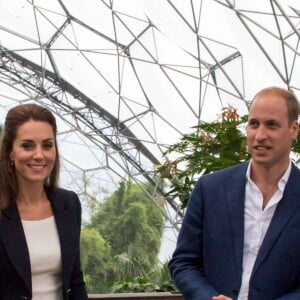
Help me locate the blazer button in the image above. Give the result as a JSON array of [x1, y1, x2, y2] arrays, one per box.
[[21, 297, 28, 300], [232, 289, 239, 295]]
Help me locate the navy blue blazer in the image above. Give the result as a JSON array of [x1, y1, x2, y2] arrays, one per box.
[[169, 161, 300, 300], [0, 188, 88, 300]]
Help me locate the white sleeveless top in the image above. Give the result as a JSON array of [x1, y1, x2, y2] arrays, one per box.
[[22, 216, 63, 300]]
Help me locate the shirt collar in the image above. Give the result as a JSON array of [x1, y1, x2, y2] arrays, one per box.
[[246, 159, 292, 192]]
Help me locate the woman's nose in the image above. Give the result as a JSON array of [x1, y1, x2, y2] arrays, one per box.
[[33, 147, 43, 159]]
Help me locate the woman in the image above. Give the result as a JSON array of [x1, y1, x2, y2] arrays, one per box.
[[0, 103, 88, 299]]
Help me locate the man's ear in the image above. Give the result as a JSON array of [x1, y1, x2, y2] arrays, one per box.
[[291, 121, 299, 140]]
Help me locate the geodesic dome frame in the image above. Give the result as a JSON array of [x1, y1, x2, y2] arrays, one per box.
[[0, 0, 300, 236]]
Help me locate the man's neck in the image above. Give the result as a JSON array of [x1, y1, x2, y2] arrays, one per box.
[[250, 160, 290, 186]]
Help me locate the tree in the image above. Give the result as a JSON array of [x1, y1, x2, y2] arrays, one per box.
[[158, 107, 249, 208], [80, 228, 114, 292], [84, 181, 164, 290]]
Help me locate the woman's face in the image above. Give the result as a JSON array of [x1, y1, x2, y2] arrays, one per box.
[[9, 120, 57, 188]]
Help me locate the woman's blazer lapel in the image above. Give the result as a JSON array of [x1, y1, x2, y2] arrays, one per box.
[[48, 189, 81, 289], [0, 203, 32, 293]]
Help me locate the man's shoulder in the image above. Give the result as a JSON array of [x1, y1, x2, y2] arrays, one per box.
[[203, 161, 248, 180]]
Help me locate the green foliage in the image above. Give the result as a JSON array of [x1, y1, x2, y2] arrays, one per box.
[[108, 276, 176, 293], [107, 260, 177, 294], [90, 182, 164, 272], [154, 261, 173, 285], [80, 228, 113, 292], [158, 108, 249, 208], [81, 181, 165, 293], [158, 106, 300, 209], [109, 277, 157, 293], [292, 134, 300, 164], [80, 173, 108, 219], [113, 244, 148, 279]]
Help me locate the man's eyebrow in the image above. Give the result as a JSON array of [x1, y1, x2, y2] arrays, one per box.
[[266, 119, 280, 123]]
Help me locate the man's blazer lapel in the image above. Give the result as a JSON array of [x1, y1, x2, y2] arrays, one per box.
[[225, 162, 248, 273], [0, 204, 31, 292], [252, 164, 300, 276]]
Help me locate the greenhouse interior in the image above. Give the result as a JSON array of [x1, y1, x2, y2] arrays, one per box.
[[0, 0, 300, 297]]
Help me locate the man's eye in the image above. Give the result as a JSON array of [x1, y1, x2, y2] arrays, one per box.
[[268, 122, 278, 128], [248, 121, 258, 127]]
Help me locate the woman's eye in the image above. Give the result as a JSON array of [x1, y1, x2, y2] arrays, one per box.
[[43, 142, 54, 149], [21, 143, 33, 149]]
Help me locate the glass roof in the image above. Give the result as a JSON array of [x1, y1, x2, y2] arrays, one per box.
[[0, 1, 299, 247]]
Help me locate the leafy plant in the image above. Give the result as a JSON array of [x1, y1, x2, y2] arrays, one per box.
[[82, 181, 165, 293], [108, 276, 177, 293], [158, 106, 300, 209], [157, 107, 249, 209]]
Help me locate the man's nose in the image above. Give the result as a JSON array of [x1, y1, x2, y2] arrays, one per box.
[[255, 126, 267, 140]]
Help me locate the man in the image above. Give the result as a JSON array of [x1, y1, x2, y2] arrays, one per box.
[[169, 87, 300, 300]]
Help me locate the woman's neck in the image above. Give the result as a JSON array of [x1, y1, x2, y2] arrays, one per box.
[[17, 186, 53, 220], [17, 185, 46, 206]]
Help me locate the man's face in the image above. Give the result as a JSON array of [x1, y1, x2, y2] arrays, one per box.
[[246, 92, 299, 169]]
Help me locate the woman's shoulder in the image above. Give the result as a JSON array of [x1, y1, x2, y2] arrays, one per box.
[[47, 188, 81, 209], [53, 187, 78, 198]]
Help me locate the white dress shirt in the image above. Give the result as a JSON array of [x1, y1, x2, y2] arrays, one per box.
[[238, 160, 291, 300]]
